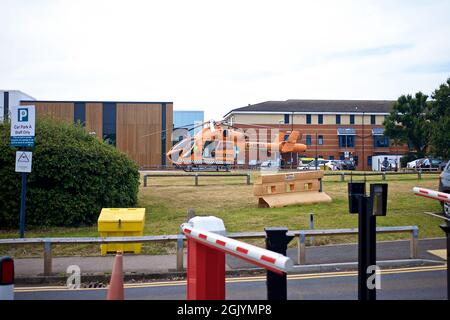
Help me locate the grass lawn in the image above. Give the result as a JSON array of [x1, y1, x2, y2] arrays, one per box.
[[0, 172, 443, 258]]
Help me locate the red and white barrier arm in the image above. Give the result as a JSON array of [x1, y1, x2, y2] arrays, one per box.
[[181, 223, 294, 274], [413, 187, 450, 203]]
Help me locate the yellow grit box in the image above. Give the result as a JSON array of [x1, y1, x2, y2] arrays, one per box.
[[97, 208, 146, 255]]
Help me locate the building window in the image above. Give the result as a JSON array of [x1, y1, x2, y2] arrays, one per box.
[[318, 135, 323, 145], [340, 154, 345, 160], [74, 102, 86, 126], [306, 114, 311, 124], [339, 135, 355, 148], [103, 102, 117, 147], [350, 115, 355, 124], [374, 135, 390, 148], [336, 115, 341, 124], [371, 115, 376, 125], [329, 155, 335, 160], [318, 114, 323, 124], [284, 114, 290, 124], [368, 156, 373, 167], [306, 135, 312, 146], [353, 155, 359, 166], [3, 91, 9, 121]]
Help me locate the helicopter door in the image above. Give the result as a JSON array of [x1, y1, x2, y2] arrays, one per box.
[[203, 140, 218, 158]]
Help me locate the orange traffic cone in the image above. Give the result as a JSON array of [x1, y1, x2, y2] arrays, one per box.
[[107, 251, 124, 300]]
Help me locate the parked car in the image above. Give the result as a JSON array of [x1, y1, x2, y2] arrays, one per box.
[[326, 160, 342, 171], [407, 158, 425, 169], [380, 158, 398, 172], [341, 159, 356, 170], [298, 159, 335, 171], [297, 157, 324, 170], [418, 158, 442, 170], [333, 160, 344, 170], [439, 160, 448, 172], [439, 161, 450, 217], [261, 159, 280, 168]]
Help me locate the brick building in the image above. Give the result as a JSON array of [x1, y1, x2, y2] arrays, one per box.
[[223, 100, 408, 170]]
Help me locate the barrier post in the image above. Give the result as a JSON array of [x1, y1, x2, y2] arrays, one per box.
[[185, 217, 226, 300], [265, 227, 294, 300], [309, 213, 315, 245], [0, 256, 14, 300], [297, 232, 306, 265], [182, 217, 294, 300], [246, 174, 251, 185], [410, 227, 419, 259], [176, 234, 184, 271], [439, 223, 450, 300], [43, 241, 52, 276]]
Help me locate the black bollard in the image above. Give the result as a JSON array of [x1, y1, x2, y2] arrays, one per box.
[[265, 227, 294, 300], [358, 195, 377, 301]]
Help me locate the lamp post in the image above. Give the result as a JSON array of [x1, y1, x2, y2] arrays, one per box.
[[291, 112, 294, 169], [315, 132, 318, 170], [362, 111, 365, 173]]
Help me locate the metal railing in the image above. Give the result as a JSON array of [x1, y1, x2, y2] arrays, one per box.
[[143, 173, 251, 187], [324, 171, 440, 182], [0, 226, 418, 276]]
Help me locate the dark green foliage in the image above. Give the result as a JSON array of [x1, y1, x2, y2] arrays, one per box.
[[0, 118, 140, 229], [383, 92, 432, 157], [430, 78, 450, 159]]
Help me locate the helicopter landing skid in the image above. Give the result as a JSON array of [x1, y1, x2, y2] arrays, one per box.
[[182, 165, 231, 172]]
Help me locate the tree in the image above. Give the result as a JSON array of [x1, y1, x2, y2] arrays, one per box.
[[429, 78, 450, 159], [383, 92, 432, 157]]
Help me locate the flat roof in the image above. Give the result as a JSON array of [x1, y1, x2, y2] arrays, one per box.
[[21, 100, 173, 104]]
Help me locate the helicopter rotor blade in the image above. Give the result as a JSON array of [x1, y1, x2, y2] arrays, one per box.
[[141, 121, 208, 139]]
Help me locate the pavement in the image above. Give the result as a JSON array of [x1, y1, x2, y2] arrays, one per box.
[[14, 266, 448, 300], [12, 238, 447, 281]]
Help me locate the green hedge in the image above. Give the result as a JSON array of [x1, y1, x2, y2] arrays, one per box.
[[0, 118, 140, 229]]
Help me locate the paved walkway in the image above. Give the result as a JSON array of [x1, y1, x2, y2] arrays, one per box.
[[13, 238, 446, 277]]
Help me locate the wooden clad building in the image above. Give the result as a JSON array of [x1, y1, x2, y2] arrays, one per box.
[[20, 100, 173, 168]]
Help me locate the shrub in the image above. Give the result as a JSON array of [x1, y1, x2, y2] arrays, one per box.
[[0, 118, 140, 229]]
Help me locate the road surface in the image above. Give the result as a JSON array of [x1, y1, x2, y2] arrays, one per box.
[[14, 265, 447, 300]]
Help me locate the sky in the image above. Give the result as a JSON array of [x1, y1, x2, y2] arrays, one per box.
[[1, 0, 450, 120]]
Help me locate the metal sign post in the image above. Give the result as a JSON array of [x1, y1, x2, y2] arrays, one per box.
[[19, 172, 27, 238], [15, 151, 32, 238], [349, 182, 388, 301], [10, 105, 35, 239]]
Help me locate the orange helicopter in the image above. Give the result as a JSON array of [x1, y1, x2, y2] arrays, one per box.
[[167, 120, 307, 171]]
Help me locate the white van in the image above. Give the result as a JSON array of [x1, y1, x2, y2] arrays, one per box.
[[372, 155, 403, 171]]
